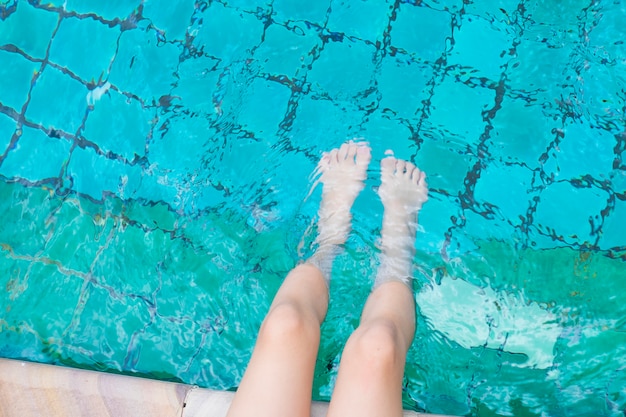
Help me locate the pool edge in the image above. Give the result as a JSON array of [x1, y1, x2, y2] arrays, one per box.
[[0, 358, 453, 416]]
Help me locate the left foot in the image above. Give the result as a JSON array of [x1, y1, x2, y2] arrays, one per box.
[[314, 141, 371, 246]]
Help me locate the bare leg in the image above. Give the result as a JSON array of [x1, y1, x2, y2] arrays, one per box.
[[327, 155, 428, 417], [226, 141, 371, 417]]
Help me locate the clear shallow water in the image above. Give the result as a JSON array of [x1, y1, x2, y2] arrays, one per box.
[[0, 0, 625, 415]]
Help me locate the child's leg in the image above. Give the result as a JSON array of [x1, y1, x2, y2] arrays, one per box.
[[327, 156, 428, 417], [226, 141, 371, 417]]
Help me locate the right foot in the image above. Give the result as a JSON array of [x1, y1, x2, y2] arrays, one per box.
[[376, 154, 428, 285]]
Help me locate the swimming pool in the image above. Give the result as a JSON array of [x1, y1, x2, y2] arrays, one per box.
[[0, 0, 625, 415]]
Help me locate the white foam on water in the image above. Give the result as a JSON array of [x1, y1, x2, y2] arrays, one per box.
[[416, 276, 560, 369]]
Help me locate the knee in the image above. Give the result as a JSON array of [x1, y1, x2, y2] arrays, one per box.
[[258, 302, 318, 343], [345, 320, 404, 371]]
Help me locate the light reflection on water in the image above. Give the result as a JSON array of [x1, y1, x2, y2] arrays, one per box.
[[0, 0, 625, 415]]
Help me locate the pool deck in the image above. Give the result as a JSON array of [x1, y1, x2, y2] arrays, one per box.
[[0, 358, 451, 417]]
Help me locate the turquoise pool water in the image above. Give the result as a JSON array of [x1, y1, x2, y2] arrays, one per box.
[[1, 0, 625, 415]]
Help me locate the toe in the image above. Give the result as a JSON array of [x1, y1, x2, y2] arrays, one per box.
[[338, 142, 350, 160], [355, 144, 371, 166], [346, 142, 358, 162], [395, 159, 408, 175]]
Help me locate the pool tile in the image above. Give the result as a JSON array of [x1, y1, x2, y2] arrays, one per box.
[[0, 182, 52, 256], [533, 182, 607, 245], [148, 113, 213, 175], [420, 0, 463, 12], [0, 126, 71, 182], [415, 136, 477, 196], [63, 284, 153, 370], [427, 78, 492, 142], [489, 96, 556, 168], [66, 146, 143, 200], [378, 56, 432, 120], [89, 226, 166, 296], [193, 2, 264, 62], [473, 162, 535, 221], [448, 16, 512, 81], [252, 22, 321, 78], [390, 3, 451, 63], [47, 0, 138, 22], [0, 111, 17, 152], [0, 50, 39, 112], [288, 95, 363, 151], [237, 78, 291, 138], [326, 0, 392, 42], [48, 15, 120, 83], [600, 198, 626, 250], [463, 0, 520, 19], [556, 122, 615, 180], [26, 65, 88, 133], [174, 56, 221, 110], [0, 2, 58, 58], [143, 0, 195, 41], [109, 25, 180, 103], [41, 200, 114, 274], [83, 90, 150, 161], [272, 0, 330, 24], [3, 261, 82, 339], [587, 1, 626, 65], [360, 112, 415, 151], [130, 315, 201, 378], [307, 39, 377, 99]]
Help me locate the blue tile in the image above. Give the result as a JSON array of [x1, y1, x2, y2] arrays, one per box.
[[307, 39, 376, 99], [83, 89, 151, 161], [66, 146, 142, 200], [489, 96, 555, 168], [143, 0, 195, 41], [557, 122, 615, 180], [378, 56, 432, 120], [390, 4, 451, 63], [534, 182, 607, 245], [193, 2, 264, 62], [26, 65, 88, 133], [252, 22, 321, 78], [0, 112, 16, 153], [600, 198, 626, 250], [173, 56, 221, 111], [237, 78, 291, 138], [0, 2, 58, 58], [473, 162, 535, 221], [272, 0, 330, 24], [326, 0, 392, 42], [148, 114, 213, 176], [428, 78, 492, 142], [0, 50, 38, 111], [222, 0, 272, 10], [109, 25, 181, 103], [58, 0, 139, 21], [0, 126, 71, 182], [415, 135, 477, 196], [48, 16, 119, 82], [448, 16, 513, 81]]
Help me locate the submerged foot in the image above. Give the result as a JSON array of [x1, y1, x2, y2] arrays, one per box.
[[306, 141, 371, 281], [376, 153, 428, 287]]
